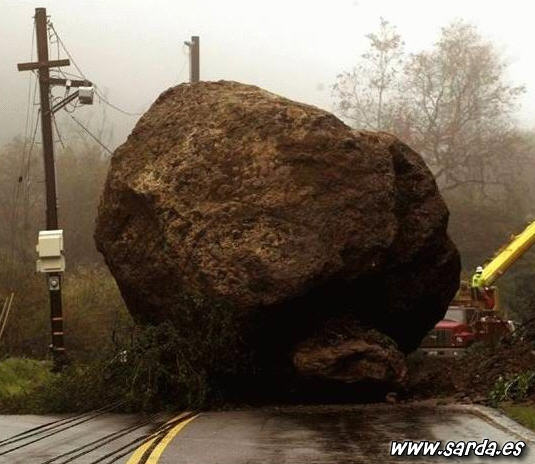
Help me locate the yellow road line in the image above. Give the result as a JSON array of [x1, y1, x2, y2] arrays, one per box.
[[126, 412, 196, 464], [145, 414, 198, 463], [126, 435, 159, 464]]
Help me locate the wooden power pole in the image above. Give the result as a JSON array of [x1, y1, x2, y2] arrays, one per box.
[[185, 36, 200, 82], [17, 7, 72, 369]]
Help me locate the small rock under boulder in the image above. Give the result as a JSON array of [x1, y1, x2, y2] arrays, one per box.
[[95, 80, 460, 392], [293, 319, 408, 389]]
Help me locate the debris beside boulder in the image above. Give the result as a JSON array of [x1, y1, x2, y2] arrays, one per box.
[[95, 80, 460, 393]]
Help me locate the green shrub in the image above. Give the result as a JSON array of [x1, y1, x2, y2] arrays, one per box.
[[0, 358, 53, 397], [489, 371, 535, 406], [0, 304, 253, 413]]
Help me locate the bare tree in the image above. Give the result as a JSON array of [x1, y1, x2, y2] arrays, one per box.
[[397, 21, 525, 194], [333, 18, 403, 130], [334, 19, 526, 200]]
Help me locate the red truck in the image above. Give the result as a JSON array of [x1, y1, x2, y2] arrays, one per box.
[[419, 218, 535, 356], [420, 304, 510, 356]]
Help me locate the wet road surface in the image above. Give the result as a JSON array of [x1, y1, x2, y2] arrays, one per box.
[[159, 405, 535, 463], [1, 404, 534, 463], [0, 413, 157, 463]]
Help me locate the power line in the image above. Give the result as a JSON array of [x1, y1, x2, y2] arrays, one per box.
[[52, 112, 66, 149], [22, 25, 36, 150], [94, 89, 142, 116], [66, 112, 114, 155], [51, 69, 85, 81], [0, 401, 127, 455], [23, 109, 40, 185], [47, 22, 87, 80], [21, 108, 40, 238], [48, 23, 143, 117], [86, 412, 198, 464], [0, 293, 15, 344], [0, 401, 125, 447], [39, 413, 160, 464], [177, 44, 189, 82], [7, 19, 37, 289]]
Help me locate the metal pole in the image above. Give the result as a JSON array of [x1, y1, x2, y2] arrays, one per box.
[[35, 7, 65, 369], [190, 36, 200, 83]]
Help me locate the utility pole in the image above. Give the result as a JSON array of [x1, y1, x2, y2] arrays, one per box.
[[17, 8, 92, 370], [184, 36, 200, 82]]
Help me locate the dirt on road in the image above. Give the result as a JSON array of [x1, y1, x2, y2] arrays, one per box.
[[407, 337, 535, 402]]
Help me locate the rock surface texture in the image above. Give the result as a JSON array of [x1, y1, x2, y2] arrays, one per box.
[[293, 320, 408, 389], [95, 81, 460, 389]]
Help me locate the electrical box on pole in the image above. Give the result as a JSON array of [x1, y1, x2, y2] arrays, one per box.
[[36, 230, 65, 273], [78, 86, 94, 105]]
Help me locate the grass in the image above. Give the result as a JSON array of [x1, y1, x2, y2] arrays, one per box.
[[0, 306, 252, 414], [0, 357, 126, 414], [0, 358, 54, 398], [501, 402, 535, 431], [0, 264, 257, 414], [0, 264, 134, 361]]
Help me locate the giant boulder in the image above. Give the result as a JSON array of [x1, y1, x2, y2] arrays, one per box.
[[95, 81, 460, 387]]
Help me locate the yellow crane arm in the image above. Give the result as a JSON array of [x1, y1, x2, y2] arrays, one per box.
[[474, 220, 535, 288]]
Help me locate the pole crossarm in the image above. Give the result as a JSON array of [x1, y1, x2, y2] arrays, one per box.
[[17, 58, 70, 72], [46, 77, 92, 87]]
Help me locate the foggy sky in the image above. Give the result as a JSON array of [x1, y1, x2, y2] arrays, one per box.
[[2, 0, 535, 148]]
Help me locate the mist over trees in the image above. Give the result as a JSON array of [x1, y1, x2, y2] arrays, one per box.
[[333, 19, 535, 320], [2, 17, 535, 362], [0, 135, 131, 359]]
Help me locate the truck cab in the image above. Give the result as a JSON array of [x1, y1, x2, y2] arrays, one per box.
[[420, 305, 511, 356], [421, 219, 535, 356], [420, 306, 476, 356]]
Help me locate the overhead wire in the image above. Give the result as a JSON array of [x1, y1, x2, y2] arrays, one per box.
[[94, 90, 142, 117], [0, 293, 15, 343], [39, 413, 161, 464], [0, 401, 127, 456], [48, 22, 142, 117], [0, 400, 126, 448], [52, 112, 66, 149], [22, 76, 40, 234], [0, 294, 13, 343], [66, 112, 113, 155], [86, 412, 198, 464], [177, 43, 189, 82], [7, 17, 36, 290], [22, 107, 40, 188]]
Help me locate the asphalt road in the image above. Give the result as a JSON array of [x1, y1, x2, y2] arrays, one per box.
[[1, 404, 534, 463], [0, 413, 157, 464]]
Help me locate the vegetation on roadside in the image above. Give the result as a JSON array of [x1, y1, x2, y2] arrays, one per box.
[[0, 308, 252, 414], [489, 371, 535, 406], [0, 358, 53, 399], [0, 264, 133, 361], [487, 370, 535, 431], [500, 403, 535, 431], [3, 18, 535, 414], [489, 369, 535, 430]]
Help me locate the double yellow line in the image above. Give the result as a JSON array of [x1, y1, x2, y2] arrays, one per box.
[[127, 412, 199, 464]]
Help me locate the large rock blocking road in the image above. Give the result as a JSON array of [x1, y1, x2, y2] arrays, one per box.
[[95, 81, 460, 390]]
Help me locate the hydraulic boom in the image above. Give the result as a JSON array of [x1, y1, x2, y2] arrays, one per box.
[[472, 220, 535, 289]]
